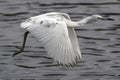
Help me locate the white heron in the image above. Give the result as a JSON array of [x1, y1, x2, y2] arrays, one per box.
[[13, 12, 113, 67]]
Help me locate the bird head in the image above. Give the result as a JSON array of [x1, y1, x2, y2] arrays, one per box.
[[92, 14, 104, 20], [92, 14, 114, 21]]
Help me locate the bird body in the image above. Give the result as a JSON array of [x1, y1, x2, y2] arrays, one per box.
[[13, 12, 110, 67], [21, 12, 82, 66]]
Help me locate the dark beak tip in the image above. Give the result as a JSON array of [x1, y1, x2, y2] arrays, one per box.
[[107, 18, 114, 21], [101, 18, 114, 21]]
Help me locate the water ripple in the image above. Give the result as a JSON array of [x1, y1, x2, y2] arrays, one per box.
[[78, 36, 109, 40], [44, 73, 66, 76], [15, 64, 40, 68], [38, 2, 120, 6], [0, 12, 29, 16], [0, 0, 120, 80]]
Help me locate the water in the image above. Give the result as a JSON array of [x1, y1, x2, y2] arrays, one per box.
[[0, 0, 120, 80]]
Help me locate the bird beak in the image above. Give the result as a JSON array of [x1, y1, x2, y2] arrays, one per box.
[[99, 17, 114, 21], [104, 18, 114, 21]]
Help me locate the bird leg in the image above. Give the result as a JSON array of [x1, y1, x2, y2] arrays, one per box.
[[12, 31, 29, 57]]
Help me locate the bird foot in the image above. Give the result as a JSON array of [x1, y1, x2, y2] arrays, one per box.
[[13, 47, 24, 57]]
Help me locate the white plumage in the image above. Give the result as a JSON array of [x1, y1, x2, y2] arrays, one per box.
[[15, 12, 107, 66], [21, 12, 82, 66]]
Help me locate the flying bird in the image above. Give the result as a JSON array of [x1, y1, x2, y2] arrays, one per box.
[[13, 12, 113, 67]]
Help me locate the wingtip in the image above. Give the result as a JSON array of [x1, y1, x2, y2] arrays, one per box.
[[56, 60, 77, 67]]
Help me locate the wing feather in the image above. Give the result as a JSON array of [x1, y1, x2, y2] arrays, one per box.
[[21, 13, 82, 66], [21, 18, 78, 66], [68, 28, 82, 60]]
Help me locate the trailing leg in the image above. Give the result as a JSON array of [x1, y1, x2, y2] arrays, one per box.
[[12, 31, 29, 57]]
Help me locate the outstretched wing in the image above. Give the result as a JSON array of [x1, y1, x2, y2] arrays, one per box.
[[68, 28, 82, 60], [21, 18, 77, 66]]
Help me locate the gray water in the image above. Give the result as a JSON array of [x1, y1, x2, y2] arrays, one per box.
[[0, 0, 120, 80]]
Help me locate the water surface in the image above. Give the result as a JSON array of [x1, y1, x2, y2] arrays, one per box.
[[0, 0, 120, 80]]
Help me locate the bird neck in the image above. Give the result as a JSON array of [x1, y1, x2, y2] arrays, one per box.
[[65, 15, 96, 27]]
